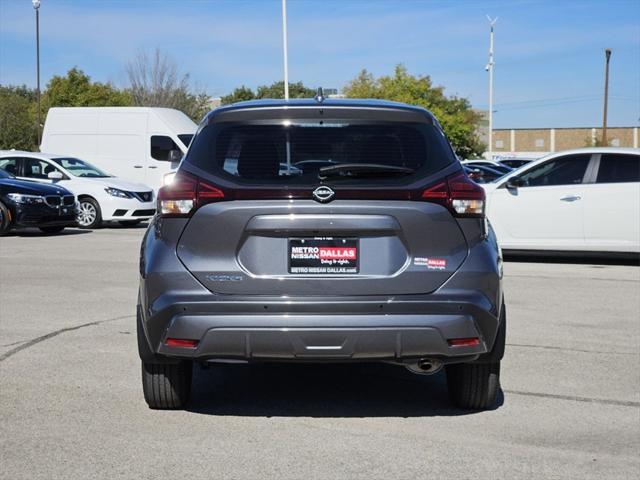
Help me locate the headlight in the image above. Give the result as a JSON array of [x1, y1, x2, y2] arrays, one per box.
[[7, 193, 45, 204], [104, 187, 131, 198], [163, 172, 176, 186]]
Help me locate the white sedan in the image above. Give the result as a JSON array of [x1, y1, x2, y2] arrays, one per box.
[[0, 151, 156, 228], [482, 147, 640, 255]]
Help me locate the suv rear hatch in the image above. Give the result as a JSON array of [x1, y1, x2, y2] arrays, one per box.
[[165, 103, 482, 296]]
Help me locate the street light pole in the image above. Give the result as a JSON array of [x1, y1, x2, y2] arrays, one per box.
[[33, 0, 42, 146], [281, 0, 289, 100], [486, 16, 497, 160], [602, 48, 612, 145]]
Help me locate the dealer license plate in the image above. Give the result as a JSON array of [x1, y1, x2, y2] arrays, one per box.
[[288, 237, 359, 274]]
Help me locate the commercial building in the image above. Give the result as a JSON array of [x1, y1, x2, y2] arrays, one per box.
[[490, 126, 639, 157]]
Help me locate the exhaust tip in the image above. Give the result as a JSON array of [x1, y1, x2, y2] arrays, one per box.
[[405, 358, 443, 375]]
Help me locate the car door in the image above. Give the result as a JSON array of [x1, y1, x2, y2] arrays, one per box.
[[487, 153, 592, 250], [582, 152, 640, 252]]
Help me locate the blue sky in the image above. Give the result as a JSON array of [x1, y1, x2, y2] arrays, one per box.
[[0, 0, 638, 128]]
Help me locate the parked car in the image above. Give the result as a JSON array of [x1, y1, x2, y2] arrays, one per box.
[[41, 107, 196, 189], [461, 159, 513, 175], [496, 157, 535, 169], [0, 168, 77, 235], [138, 98, 506, 410], [0, 151, 156, 228], [463, 165, 485, 183], [483, 148, 640, 254], [464, 164, 507, 183]]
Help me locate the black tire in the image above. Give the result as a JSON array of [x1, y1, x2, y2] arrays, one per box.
[[118, 220, 142, 226], [0, 201, 11, 236], [77, 197, 102, 229], [39, 226, 65, 234], [446, 361, 500, 410], [141, 360, 193, 409]]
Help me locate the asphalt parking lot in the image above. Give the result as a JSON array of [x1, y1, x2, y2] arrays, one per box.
[[1, 226, 638, 479]]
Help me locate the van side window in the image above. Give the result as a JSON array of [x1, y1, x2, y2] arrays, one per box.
[[151, 136, 180, 161]]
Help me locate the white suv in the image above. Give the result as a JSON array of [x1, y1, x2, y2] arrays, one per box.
[[0, 151, 156, 228]]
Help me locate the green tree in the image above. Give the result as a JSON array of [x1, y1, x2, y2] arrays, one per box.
[[0, 86, 38, 150], [344, 65, 485, 158], [221, 86, 256, 105], [256, 81, 315, 100], [221, 81, 315, 105], [44, 67, 132, 109]]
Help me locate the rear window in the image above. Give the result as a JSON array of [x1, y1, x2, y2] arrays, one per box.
[[596, 154, 640, 183], [186, 120, 456, 185]]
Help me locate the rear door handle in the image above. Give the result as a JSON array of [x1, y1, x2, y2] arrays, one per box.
[[148, 166, 157, 169], [134, 165, 143, 169], [560, 195, 581, 202]]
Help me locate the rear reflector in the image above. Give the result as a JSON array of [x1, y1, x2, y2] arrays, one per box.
[[165, 338, 199, 348], [448, 337, 481, 347], [422, 171, 485, 217]]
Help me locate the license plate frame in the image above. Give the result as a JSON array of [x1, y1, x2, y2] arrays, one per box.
[[288, 237, 359, 274]]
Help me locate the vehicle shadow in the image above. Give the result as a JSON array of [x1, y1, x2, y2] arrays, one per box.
[[187, 363, 504, 418], [504, 253, 639, 267], [103, 221, 150, 229], [6, 228, 92, 237]]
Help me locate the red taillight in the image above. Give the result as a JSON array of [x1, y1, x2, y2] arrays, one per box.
[[165, 338, 199, 348], [421, 171, 485, 217], [448, 337, 481, 347], [157, 171, 224, 217]]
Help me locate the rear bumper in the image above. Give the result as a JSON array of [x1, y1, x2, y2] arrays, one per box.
[[138, 294, 501, 363]]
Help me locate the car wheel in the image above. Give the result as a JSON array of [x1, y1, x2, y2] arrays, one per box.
[[0, 202, 12, 236], [141, 360, 193, 409], [446, 361, 500, 410], [118, 220, 142, 226], [77, 197, 102, 229], [39, 226, 65, 234]]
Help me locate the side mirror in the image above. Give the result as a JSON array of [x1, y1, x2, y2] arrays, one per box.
[[48, 171, 64, 181], [167, 150, 183, 163], [506, 177, 524, 189]]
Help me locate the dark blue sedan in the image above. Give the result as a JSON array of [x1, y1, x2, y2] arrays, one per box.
[[0, 168, 78, 235]]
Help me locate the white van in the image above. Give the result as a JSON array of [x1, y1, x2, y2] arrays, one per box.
[[41, 107, 198, 189]]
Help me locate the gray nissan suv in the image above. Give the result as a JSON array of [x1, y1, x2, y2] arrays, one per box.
[[137, 98, 506, 410]]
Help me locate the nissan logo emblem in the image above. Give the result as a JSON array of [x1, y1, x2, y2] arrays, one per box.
[[312, 186, 335, 203]]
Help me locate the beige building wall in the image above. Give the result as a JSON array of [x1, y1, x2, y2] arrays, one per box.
[[491, 127, 638, 153], [492, 130, 511, 152], [514, 129, 551, 152]]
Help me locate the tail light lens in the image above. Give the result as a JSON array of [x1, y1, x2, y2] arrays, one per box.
[[422, 171, 485, 217], [157, 171, 224, 217]]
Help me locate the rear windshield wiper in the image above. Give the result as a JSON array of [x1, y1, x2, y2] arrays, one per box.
[[319, 163, 414, 180]]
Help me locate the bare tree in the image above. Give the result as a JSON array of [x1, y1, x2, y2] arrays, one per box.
[[125, 48, 210, 121]]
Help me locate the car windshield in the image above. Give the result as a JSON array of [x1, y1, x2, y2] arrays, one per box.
[[51, 157, 111, 178], [187, 120, 456, 186]]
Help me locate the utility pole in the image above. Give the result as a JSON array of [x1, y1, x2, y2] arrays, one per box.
[[281, 0, 289, 100], [486, 16, 497, 160], [602, 48, 612, 145], [33, 0, 42, 146]]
